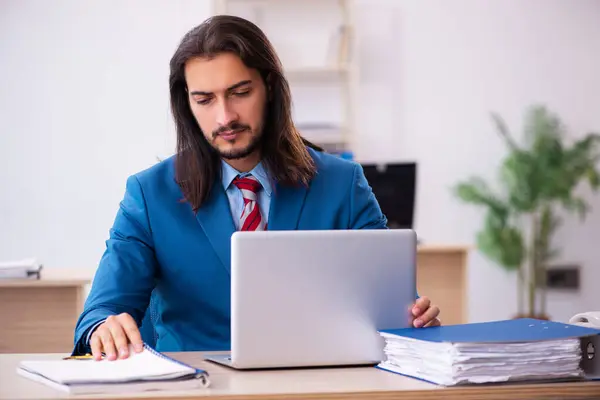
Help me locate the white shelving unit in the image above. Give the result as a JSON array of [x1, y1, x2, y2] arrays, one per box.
[[212, 0, 356, 154]]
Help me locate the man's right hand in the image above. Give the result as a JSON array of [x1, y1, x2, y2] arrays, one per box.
[[90, 313, 144, 361]]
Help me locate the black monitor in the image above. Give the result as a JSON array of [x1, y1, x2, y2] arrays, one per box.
[[360, 162, 417, 229]]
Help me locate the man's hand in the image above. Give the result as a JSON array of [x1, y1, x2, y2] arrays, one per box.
[[410, 296, 441, 328], [90, 313, 144, 361]]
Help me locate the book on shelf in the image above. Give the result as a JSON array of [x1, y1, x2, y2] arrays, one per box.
[[0, 258, 42, 279], [16, 343, 210, 394], [377, 318, 600, 386]]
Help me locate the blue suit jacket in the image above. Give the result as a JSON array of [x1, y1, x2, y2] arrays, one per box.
[[73, 148, 389, 354]]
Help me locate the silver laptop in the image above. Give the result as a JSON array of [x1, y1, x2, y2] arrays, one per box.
[[205, 229, 417, 369]]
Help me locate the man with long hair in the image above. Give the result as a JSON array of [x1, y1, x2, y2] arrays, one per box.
[[73, 15, 441, 360]]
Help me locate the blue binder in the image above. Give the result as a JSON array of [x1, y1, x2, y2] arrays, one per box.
[[377, 318, 600, 385], [379, 318, 600, 343]]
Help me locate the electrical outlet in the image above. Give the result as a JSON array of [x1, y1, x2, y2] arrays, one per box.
[[544, 265, 580, 290]]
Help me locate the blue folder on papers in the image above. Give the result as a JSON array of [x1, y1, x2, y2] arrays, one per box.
[[380, 318, 600, 343], [376, 318, 600, 386]]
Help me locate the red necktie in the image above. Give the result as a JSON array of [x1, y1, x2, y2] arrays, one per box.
[[232, 175, 267, 231]]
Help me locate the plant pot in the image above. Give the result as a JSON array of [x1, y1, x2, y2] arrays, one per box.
[[513, 313, 551, 321]]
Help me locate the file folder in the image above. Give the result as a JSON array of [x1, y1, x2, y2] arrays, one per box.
[[376, 318, 600, 386]]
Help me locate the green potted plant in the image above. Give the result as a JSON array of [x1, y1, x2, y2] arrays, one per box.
[[453, 105, 600, 319]]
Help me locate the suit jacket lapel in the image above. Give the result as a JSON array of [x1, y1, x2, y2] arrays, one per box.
[[268, 182, 309, 230], [195, 183, 236, 275]]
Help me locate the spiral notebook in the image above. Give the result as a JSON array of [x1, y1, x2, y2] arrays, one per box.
[[16, 344, 210, 394]]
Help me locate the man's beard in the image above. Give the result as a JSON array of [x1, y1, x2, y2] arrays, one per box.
[[218, 134, 262, 160], [211, 122, 263, 160]]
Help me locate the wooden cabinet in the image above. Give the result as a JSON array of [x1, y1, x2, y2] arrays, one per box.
[[0, 268, 92, 353], [417, 245, 470, 325]]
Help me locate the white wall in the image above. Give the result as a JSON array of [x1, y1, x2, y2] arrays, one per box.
[[384, 0, 600, 323], [1, 0, 599, 323], [0, 0, 211, 267]]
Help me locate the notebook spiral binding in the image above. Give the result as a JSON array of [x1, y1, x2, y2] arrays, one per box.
[[142, 343, 210, 387]]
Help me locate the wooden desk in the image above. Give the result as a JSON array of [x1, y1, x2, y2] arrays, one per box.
[[0, 268, 93, 354], [2, 352, 599, 399], [417, 245, 469, 325]]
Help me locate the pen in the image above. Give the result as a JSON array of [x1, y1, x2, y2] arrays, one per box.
[[62, 354, 103, 360]]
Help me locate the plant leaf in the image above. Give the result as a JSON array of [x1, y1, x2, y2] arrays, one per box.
[[476, 208, 524, 270], [453, 177, 508, 217], [491, 112, 520, 151], [537, 205, 561, 264], [562, 197, 589, 221], [500, 150, 539, 212]]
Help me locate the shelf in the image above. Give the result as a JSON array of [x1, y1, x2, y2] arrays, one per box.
[[296, 124, 348, 145], [214, 0, 355, 152], [284, 65, 349, 80]]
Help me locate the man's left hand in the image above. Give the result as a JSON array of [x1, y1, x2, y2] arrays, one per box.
[[410, 296, 441, 328]]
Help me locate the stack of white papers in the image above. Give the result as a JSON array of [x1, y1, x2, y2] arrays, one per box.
[[17, 344, 210, 394], [376, 318, 600, 386], [379, 335, 582, 385], [0, 258, 42, 279]]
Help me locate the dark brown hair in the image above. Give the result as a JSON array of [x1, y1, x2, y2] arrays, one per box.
[[169, 15, 322, 212]]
